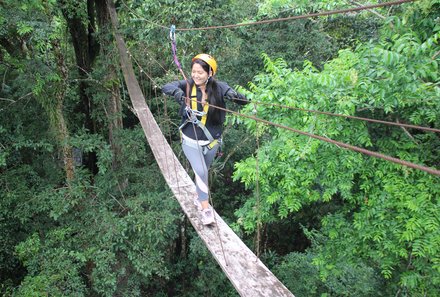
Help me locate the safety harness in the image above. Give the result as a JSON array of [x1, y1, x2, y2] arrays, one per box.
[[179, 85, 220, 153]]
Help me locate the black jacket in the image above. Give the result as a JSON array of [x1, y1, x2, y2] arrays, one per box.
[[162, 79, 247, 141]]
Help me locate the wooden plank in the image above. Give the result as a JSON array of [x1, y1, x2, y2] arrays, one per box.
[[107, 2, 294, 296]]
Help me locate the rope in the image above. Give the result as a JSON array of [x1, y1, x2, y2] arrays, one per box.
[[200, 101, 440, 177], [136, 45, 168, 73], [129, 52, 160, 87], [169, 25, 189, 82], [169, 25, 191, 105], [253, 103, 262, 259], [175, 0, 415, 31], [231, 97, 440, 133], [120, 0, 414, 34]]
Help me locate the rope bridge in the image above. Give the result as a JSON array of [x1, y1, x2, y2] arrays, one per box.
[[107, 1, 294, 296]]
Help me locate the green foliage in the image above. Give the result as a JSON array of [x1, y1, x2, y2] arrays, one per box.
[[179, 236, 238, 297], [233, 3, 440, 293], [0, 80, 62, 291], [15, 230, 87, 296], [274, 251, 321, 296], [220, 8, 338, 86], [120, 0, 260, 93], [274, 251, 381, 296], [324, 15, 381, 50], [255, 0, 346, 17], [234, 51, 369, 218], [6, 126, 181, 296], [3, 0, 439, 296]]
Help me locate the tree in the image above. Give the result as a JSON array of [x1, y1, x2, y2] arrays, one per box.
[[233, 1, 440, 294]]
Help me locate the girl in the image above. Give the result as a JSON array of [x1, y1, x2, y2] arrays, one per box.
[[162, 54, 247, 225]]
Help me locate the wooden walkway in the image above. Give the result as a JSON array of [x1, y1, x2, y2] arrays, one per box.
[[107, 2, 294, 296]]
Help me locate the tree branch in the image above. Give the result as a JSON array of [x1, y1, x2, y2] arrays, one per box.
[[0, 97, 16, 102], [348, 1, 386, 19], [397, 119, 418, 144]]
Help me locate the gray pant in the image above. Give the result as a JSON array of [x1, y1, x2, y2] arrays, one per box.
[[182, 139, 219, 202]]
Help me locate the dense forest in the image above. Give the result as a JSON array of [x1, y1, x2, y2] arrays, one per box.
[[1, 0, 439, 296]]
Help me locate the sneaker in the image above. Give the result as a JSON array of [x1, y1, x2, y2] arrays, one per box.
[[194, 198, 202, 211], [201, 207, 215, 225]]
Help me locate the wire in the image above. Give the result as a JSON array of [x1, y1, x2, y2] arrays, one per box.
[[175, 0, 415, 31], [205, 102, 440, 177], [230, 97, 440, 133], [253, 102, 262, 259], [119, 0, 414, 33], [135, 45, 169, 73], [128, 51, 160, 87]]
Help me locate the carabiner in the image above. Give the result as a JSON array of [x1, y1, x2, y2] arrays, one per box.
[[184, 106, 206, 123], [169, 25, 176, 41]]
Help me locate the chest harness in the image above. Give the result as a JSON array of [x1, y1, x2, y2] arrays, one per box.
[[179, 84, 220, 152]]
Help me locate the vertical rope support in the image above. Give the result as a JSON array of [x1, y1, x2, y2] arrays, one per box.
[[163, 92, 189, 258], [170, 25, 188, 82], [208, 183, 229, 266], [253, 103, 262, 259]]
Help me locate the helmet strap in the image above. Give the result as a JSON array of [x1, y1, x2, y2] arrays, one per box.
[[204, 67, 213, 85]]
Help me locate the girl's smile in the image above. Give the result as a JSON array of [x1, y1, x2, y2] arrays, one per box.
[[191, 63, 209, 86]]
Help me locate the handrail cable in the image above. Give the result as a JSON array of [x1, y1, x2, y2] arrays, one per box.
[[120, 0, 415, 32], [253, 102, 263, 259], [129, 52, 160, 87], [130, 44, 169, 73], [175, 0, 415, 31], [231, 97, 440, 133], [198, 99, 440, 177]]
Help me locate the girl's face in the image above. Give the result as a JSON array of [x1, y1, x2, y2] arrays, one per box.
[[191, 63, 209, 86]]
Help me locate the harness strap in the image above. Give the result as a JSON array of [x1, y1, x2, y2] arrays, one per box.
[[191, 84, 209, 125], [198, 123, 215, 142], [182, 135, 220, 156], [179, 85, 214, 142]]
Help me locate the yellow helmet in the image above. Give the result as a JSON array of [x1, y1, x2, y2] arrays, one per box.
[[192, 53, 218, 75]]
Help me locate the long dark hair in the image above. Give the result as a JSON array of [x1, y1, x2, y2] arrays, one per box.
[[191, 59, 224, 125]]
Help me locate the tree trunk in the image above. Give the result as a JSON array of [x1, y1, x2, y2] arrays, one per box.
[[95, 0, 123, 171], [52, 40, 75, 182], [106, 65, 124, 171], [60, 0, 100, 174]]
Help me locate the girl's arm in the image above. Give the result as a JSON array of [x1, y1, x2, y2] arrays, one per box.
[[162, 80, 188, 104], [220, 81, 249, 105]]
